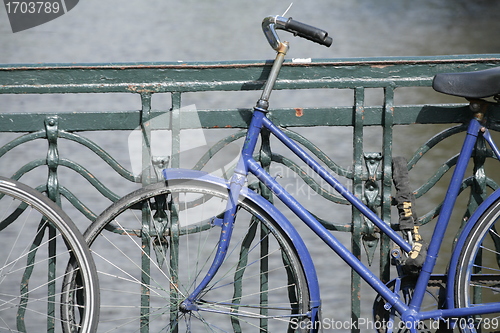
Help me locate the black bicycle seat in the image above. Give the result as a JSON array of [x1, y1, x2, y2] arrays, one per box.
[[432, 66, 500, 99]]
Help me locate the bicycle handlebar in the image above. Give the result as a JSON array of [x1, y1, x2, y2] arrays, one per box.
[[262, 16, 332, 51]]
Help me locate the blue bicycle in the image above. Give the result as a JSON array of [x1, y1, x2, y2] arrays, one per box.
[[78, 15, 500, 332]]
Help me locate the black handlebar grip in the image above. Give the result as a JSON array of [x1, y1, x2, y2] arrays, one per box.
[[285, 18, 332, 47]]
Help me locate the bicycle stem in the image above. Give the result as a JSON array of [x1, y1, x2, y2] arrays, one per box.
[[255, 41, 289, 112]]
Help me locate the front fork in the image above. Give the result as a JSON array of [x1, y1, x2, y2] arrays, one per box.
[[179, 169, 247, 312], [179, 110, 265, 311]]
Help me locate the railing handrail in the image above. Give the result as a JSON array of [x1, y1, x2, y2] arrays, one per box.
[[1, 54, 500, 94]]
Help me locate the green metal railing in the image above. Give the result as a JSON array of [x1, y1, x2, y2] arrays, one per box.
[[1, 54, 500, 332]]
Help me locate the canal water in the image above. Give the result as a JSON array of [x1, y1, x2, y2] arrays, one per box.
[[1, 0, 500, 331]]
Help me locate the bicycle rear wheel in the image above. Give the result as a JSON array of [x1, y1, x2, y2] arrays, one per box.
[[455, 197, 500, 333], [0, 176, 99, 332], [83, 179, 310, 332]]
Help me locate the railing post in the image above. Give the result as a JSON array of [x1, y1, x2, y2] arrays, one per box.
[[351, 87, 365, 333], [45, 116, 60, 203], [466, 135, 488, 221], [170, 92, 182, 169], [381, 86, 395, 284], [169, 92, 182, 333], [140, 92, 153, 185], [44, 115, 60, 332], [139, 92, 152, 333], [363, 152, 382, 266]]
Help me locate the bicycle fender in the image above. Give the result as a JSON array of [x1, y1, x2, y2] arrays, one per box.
[[446, 187, 500, 308], [162, 168, 322, 311]]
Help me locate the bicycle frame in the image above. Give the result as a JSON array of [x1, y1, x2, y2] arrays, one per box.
[[176, 37, 500, 331]]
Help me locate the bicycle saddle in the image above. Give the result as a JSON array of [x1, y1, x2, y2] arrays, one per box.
[[432, 66, 500, 99]]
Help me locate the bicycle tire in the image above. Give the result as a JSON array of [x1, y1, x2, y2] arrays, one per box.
[[82, 179, 310, 332], [0, 176, 99, 333], [455, 197, 500, 333]]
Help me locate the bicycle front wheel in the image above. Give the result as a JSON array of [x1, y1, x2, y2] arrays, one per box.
[[455, 197, 500, 333], [83, 179, 310, 332], [0, 177, 99, 333]]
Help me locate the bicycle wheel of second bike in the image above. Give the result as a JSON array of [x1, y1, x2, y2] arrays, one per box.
[[84, 179, 310, 332], [0, 177, 99, 333], [455, 197, 500, 333]]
